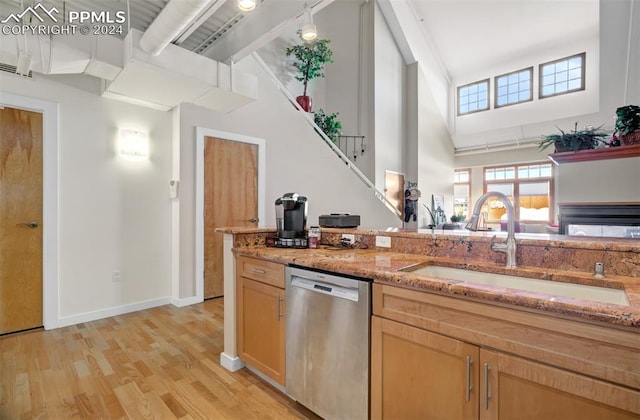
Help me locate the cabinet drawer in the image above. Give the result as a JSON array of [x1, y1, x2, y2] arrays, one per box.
[[237, 255, 285, 288]]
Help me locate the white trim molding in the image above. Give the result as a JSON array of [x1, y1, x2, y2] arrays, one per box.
[[56, 298, 172, 329], [220, 352, 245, 372], [172, 296, 202, 308], [0, 92, 59, 330]]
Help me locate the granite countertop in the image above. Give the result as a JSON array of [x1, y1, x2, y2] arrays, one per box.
[[233, 245, 640, 329], [219, 226, 640, 252]]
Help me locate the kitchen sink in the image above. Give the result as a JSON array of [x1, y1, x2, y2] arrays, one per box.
[[404, 265, 630, 306]]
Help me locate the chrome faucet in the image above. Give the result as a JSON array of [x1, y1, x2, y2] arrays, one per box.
[[466, 191, 517, 268]]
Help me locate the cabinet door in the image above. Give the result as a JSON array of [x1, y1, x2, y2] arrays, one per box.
[[480, 349, 640, 420], [237, 277, 286, 385], [371, 316, 479, 420]]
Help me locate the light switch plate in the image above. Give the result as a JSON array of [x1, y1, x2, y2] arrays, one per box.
[[376, 236, 391, 248]]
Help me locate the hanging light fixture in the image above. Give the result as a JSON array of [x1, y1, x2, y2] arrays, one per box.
[[300, 6, 317, 41], [237, 0, 256, 12]]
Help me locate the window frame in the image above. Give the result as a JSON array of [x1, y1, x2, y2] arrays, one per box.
[[483, 162, 555, 224], [457, 78, 490, 116], [494, 66, 533, 109], [539, 52, 586, 99], [453, 168, 471, 220]]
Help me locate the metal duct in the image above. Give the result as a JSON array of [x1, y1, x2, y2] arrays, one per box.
[[139, 0, 214, 56], [0, 34, 122, 80]]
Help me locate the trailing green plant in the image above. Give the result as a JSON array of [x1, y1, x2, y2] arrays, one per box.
[[614, 105, 640, 136], [313, 109, 343, 143], [285, 38, 333, 97], [538, 122, 609, 152]]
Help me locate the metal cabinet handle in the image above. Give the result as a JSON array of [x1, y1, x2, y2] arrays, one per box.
[[16, 221, 39, 228], [484, 362, 490, 411], [248, 217, 258, 223], [276, 295, 283, 320], [465, 356, 473, 402], [250, 268, 266, 274]]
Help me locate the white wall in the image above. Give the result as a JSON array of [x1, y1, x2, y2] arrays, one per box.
[[177, 55, 401, 297], [556, 157, 640, 204], [452, 35, 600, 143], [411, 64, 456, 226], [452, 0, 640, 217], [316, 0, 374, 181], [451, 0, 640, 150], [373, 1, 406, 190], [0, 72, 172, 320], [600, 0, 640, 111]]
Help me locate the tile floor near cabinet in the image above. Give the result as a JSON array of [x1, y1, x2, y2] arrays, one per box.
[[0, 298, 318, 419]]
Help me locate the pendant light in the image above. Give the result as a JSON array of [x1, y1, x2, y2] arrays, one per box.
[[300, 6, 317, 41], [237, 0, 256, 12]]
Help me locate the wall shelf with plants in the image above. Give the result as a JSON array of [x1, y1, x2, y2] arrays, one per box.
[[549, 143, 640, 164], [541, 109, 640, 164]]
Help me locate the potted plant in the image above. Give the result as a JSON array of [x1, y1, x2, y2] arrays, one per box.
[[614, 105, 640, 146], [285, 38, 333, 112], [538, 122, 609, 153], [450, 214, 464, 223], [313, 109, 343, 143]]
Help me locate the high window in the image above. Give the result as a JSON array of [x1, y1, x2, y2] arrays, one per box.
[[495, 67, 533, 108], [457, 79, 489, 116], [483, 163, 554, 224], [539, 52, 585, 98], [453, 169, 471, 220]]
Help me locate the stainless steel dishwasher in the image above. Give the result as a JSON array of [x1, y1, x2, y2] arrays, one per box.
[[285, 266, 371, 420]]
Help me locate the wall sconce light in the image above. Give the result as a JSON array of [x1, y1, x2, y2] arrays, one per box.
[[237, 0, 256, 12], [119, 129, 149, 160], [300, 6, 317, 41]]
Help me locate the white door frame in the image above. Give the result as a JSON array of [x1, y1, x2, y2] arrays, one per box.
[[194, 127, 266, 302], [0, 92, 59, 330]]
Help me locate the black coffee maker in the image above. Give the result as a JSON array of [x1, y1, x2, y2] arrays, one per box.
[[273, 193, 308, 247]]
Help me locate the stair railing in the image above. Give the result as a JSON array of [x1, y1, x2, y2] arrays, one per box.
[[252, 52, 401, 218]]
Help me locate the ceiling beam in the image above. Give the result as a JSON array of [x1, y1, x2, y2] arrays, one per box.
[[201, 0, 335, 64]]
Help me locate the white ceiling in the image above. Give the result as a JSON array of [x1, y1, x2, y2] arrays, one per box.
[[408, 0, 599, 81], [0, 0, 599, 81]]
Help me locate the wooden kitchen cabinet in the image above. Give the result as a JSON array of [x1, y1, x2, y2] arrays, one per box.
[[372, 283, 640, 419], [236, 256, 286, 385], [480, 349, 639, 420], [371, 315, 479, 420]]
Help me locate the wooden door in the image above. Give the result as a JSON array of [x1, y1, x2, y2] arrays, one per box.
[[0, 107, 43, 334], [204, 137, 258, 298], [236, 276, 285, 385], [479, 349, 640, 420], [371, 316, 479, 420]]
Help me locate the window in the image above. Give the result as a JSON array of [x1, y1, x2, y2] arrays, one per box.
[[483, 163, 554, 223], [495, 67, 533, 108], [540, 52, 585, 98], [457, 79, 489, 116], [453, 169, 471, 220]]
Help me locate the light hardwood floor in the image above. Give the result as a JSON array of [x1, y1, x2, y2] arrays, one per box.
[[0, 298, 318, 419]]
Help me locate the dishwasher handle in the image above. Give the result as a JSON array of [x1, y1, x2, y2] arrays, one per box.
[[290, 276, 359, 302]]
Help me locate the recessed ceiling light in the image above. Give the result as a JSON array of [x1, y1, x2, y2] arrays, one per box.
[[237, 0, 256, 12]]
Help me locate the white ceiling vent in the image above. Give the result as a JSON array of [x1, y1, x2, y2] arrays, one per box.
[[103, 29, 257, 112], [0, 63, 32, 78]]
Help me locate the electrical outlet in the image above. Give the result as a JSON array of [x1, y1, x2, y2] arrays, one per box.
[[341, 234, 355, 245], [112, 271, 121, 282], [376, 236, 391, 248]]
